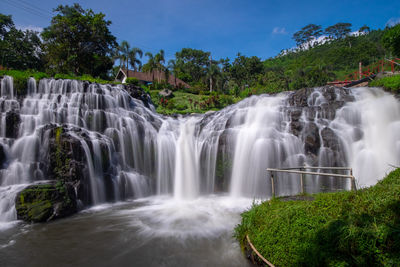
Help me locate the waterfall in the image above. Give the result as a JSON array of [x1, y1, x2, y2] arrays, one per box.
[[1, 75, 400, 222]]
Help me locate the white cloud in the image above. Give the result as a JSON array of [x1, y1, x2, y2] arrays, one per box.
[[386, 17, 400, 27], [16, 25, 43, 33], [272, 27, 287, 35]]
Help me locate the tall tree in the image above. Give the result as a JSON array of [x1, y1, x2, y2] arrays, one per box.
[[292, 24, 323, 49], [359, 25, 370, 34], [382, 24, 400, 57], [0, 14, 43, 70], [206, 63, 220, 92], [325, 23, 352, 39], [154, 49, 165, 82], [111, 46, 122, 68], [143, 52, 157, 82], [175, 48, 210, 83], [129, 47, 143, 71], [118, 40, 130, 71], [0, 14, 14, 38], [230, 53, 263, 89], [41, 4, 117, 78], [168, 59, 178, 87]]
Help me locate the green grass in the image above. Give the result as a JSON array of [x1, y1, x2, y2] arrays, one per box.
[[235, 169, 400, 266], [149, 89, 241, 115], [369, 75, 400, 93]]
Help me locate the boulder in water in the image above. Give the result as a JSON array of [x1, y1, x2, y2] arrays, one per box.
[[15, 182, 77, 223]]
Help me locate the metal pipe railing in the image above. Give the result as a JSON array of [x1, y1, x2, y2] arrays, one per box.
[[267, 166, 356, 198]]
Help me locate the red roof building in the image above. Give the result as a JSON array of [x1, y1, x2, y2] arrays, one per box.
[[115, 68, 190, 88]]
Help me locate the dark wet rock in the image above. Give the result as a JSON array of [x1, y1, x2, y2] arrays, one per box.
[[284, 86, 355, 160], [321, 127, 340, 151], [290, 121, 303, 137], [5, 110, 21, 138], [303, 122, 320, 155], [15, 182, 77, 223], [0, 144, 6, 168], [287, 87, 313, 107], [124, 84, 152, 108], [214, 130, 235, 192], [39, 124, 117, 206]]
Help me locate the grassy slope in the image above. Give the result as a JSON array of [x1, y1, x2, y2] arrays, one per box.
[[235, 169, 400, 266], [264, 30, 386, 80], [370, 75, 400, 93]]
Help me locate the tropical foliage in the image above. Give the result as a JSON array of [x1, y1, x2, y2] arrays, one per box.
[[1, 6, 399, 113], [41, 4, 117, 78]]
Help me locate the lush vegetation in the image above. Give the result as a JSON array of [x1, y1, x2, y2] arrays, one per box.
[[235, 168, 400, 266], [370, 75, 400, 92], [0, 14, 44, 70], [1, 4, 399, 114]]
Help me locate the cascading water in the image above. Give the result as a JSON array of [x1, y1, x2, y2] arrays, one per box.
[[1, 76, 400, 266], [0, 76, 400, 226]]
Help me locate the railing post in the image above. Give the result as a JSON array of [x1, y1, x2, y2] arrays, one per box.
[[300, 172, 305, 194], [270, 173, 275, 198], [349, 169, 356, 191]]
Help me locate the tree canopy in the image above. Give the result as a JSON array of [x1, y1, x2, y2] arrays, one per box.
[[382, 24, 400, 57], [41, 4, 117, 78], [292, 24, 323, 48], [0, 14, 43, 70], [325, 23, 352, 39]]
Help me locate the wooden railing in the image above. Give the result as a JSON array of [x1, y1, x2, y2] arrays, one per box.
[[267, 165, 356, 197]]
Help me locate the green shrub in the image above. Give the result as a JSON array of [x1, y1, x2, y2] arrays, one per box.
[[175, 103, 187, 111], [166, 98, 175, 109], [369, 75, 400, 92], [126, 77, 139, 86]]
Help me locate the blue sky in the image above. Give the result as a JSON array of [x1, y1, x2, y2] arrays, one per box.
[[2, 0, 400, 62]]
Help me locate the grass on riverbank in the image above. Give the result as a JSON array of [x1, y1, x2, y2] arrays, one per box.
[[235, 168, 400, 266], [0, 69, 119, 95], [369, 74, 400, 92]]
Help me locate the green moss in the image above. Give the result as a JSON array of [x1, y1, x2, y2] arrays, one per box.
[[16, 183, 76, 223], [235, 169, 400, 266]]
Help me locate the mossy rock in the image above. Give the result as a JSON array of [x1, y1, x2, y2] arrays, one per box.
[[15, 183, 77, 223]]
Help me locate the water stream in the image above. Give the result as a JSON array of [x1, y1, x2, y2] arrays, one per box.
[[0, 76, 400, 266]]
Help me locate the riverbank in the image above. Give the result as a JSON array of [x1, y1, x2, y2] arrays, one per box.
[[235, 168, 400, 266]]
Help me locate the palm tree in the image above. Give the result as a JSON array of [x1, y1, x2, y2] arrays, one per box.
[[154, 50, 165, 83], [129, 47, 143, 72], [168, 59, 178, 87], [207, 63, 220, 92], [111, 46, 122, 68], [119, 40, 130, 71], [143, 52, 157, 82]]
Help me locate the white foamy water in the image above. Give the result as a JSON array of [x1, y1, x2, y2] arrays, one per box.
[[0, 75, 399, 225]]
